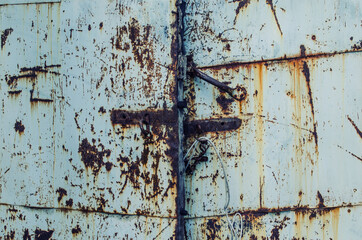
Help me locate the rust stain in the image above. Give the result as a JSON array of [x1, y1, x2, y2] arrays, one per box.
[[1, 28, 13, 49], [309, 210, 317, 220], [78, 138, 111, 175], [72, 225, 82, 235], [255, 63, 265, 208], [65, 198, 73, 207], [30, 90, 53, 103], [8, 90, 22, 95], [232, 0, 251, 25], [302, 61, 318, 149], [56, 188, 67, 202], [74, 112, 80, 129], [331, 207, 340, 237], [316, 191, 325, 208], [299, 45, 306, 57], [111, 109, 176, 126], [6, 65, 60, 87], [351, 40, 362, 50], [250, 235, 258, 240], [266, 0, 283, 35], [113, 26, 129, 51], [34, 229, 54, 240], [112, 18, 155, 71], [216, 94, 233, 113], [4, 230, 15, 239], [14, 120, 25, 134], [98, 106, 106, 114], [205, 218, 221, 240], [117, 146, 169, 200], [23, 229, 31, 240], [270, 216, 290, 240], [6, 74, 36, 86], [347, 115, 362, 139]]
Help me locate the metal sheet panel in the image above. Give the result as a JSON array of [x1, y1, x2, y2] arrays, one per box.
[[54, 0, 179, 218], [184, 53, 362, 217], [0, 0, 180, 237], [182, 1, 362, 238], [184, 0, 362, 66]]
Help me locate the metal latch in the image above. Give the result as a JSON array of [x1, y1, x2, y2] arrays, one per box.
[[187, 58, 247, 101]]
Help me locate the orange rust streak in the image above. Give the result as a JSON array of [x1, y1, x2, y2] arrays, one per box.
[[254, 63, 265, 208], [332, 207, 340, 239]]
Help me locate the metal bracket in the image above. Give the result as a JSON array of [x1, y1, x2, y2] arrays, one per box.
[[187, 59, 247, 101]]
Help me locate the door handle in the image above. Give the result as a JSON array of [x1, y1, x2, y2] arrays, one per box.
[[188, 61, 247, 101]]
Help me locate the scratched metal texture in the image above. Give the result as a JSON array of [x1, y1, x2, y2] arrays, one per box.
[[0, 0, 179, 238], [185, 205, 362, 239], [184, 0, 362, 67], [183, 0, 362, 239], [0, 204, 176, 239]]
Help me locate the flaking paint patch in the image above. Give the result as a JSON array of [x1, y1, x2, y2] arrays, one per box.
[[14, 120, 25, 134], [34, 229, 54, 240], [233, 0, 251, 25], [1, 28, 13, 49], [78, 138, 111, 175]]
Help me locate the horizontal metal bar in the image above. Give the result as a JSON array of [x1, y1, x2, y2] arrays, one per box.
[[192, 65, 234, 94], [0, 202, 178, 219], [183, 203, 362, 220], [190, 64, 247, 101], [0, 0, 60, 6], [197, 49, 362, 70]]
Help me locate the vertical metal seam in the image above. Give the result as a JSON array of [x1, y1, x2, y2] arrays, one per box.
[[176, 0, 187, 239]]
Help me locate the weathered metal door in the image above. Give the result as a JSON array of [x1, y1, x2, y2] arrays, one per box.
[[1, 0, 362, 239], [182, 0, 362, 239], [0, 0, 183, 239]]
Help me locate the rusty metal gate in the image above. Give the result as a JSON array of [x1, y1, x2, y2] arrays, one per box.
[[0, 0, 361, 239]]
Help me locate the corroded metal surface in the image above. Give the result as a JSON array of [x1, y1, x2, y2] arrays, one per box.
[[0, 0, 180, 238], [0, 0, 361, 239], [184, 53, 362, 217], [185, 205, 362, 239], [184, 0, 362, 66], [183, 0, 362, 239], [0, 204, 176, 239]]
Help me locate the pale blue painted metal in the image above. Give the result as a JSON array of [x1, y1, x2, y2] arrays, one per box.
[[0, 0, 361, 239], [183, 0, 362, 239], [0, 0, 180, 238]]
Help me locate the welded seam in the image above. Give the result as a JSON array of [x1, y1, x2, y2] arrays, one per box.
[[198, 49, 362, 69], [0, 202, 178, 219], [183, 203, 362, 220]]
